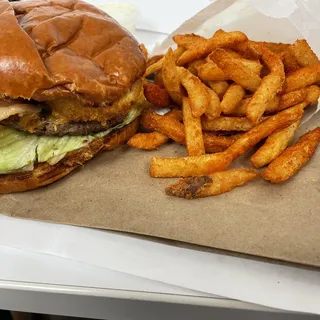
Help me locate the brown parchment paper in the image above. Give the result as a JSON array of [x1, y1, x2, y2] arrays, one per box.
[[1, 113, 320, 267]]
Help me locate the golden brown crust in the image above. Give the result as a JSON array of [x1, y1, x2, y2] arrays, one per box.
[[0, 118, 139, 194], [0, 0, 146, 104]]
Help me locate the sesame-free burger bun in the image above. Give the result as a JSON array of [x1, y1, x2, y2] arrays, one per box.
[[1, 0, 146, 104]]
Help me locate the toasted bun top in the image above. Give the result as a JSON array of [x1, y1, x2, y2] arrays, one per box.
[[0, 0, 146, 104]]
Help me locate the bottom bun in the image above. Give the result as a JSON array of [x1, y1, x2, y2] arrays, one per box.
[[0, 118, 139, 194]]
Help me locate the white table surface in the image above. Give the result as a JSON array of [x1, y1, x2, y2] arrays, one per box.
[[1, 245, 319, 320], [0, 245, 315, 320], [0, 246, 261, 318]]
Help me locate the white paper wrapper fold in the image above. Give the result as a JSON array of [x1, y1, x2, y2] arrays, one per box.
[[1, 216, 320, 314], [154, 0, 320, 55]]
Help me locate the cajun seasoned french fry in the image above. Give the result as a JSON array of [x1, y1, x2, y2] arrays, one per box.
[[197, 61, 227, 81], [237, 41, 297, 72], [255, 42, 286, 74], [238, 58, 263, 75], [150, 152, 233, 178], [127, 132, 169, 150], [166, 108, 183, 121], [230, 41, 257, 58], [188, 59, 205, 75], [237, 41, 262, 59], [173, 33, 206, 49], [173, 46, 188, 60], [222, 48, 263, 74], [228, 97, 250, 116], [275, 85, 319, 112], [262, 96, 281, 114], [146, 46, 184, 67], [165, 176, 213, 199], [147, 54, 164, 68], [305, 85, 320, 104], [182, 97, 205, 156], [143, 82, 171, 108], [209, 48, 262, 92], [141, 110, 235, 153], [202, 49, 262, 81], [142, 111, 185, 144], [261, 43, 299, 73], [262, 127, 320, 183], [178, 51, 208, 67], [220, 84, 246, 115], [207, 80, 229, 99], [239, 40, 299, 73], [177, 67, 210, 117], [281, 51, 301, 73], [175, 30, 248, 66], [173, 33, 208, 65], [162, 48, 182, 105], [290, 39, 320, 67], [226, 103, 305, 160], [202, 116, 254, 132], [230, 96, 280, 116], [255, 42, 301, 72], [165, 169, 258, 199], [222, 48, 243, 59], [204, 87, 221, 119], [208, 30, 248, 51], [253, 42, 287, 74], [284, 64, 320, 93], [250, 120, 301, 168], [246, 73, 283, 124], [203, 133, 241, 153], [259, 41, 290, 53], [277, 88, 308, 111], [145, 57, 164, 77], [245, 44, 285, 124], [154, 70, 164, 88]]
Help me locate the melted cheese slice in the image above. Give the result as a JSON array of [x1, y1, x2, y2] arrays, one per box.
[[0, 102, 40, 121]]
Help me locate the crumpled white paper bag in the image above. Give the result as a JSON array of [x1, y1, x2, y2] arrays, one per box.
[[154, 0, 320, 55]]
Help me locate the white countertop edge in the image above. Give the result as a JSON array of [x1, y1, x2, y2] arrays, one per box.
[[0, 279, 282, 313]]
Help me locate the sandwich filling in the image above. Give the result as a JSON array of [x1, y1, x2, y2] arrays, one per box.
[[0, 80, 143, 136], [0, 81, 147, 175]]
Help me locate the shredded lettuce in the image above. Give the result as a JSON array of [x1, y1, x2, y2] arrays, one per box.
[[0, 105, 143, 174]]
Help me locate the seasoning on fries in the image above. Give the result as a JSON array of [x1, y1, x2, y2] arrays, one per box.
[[178, 67, 210, 117], [201, 116, 254, 132], [128, 132, 169, 151], [141, 110, 185, 144], [207, 80, 229, 98], [182, 97, 205, 156], [127, 29, 320, 199], [150, 152, 233, 178], [250, 120, 301, 168], [133, 110, 236, 153], [284, 64, 320, 93], [226, 104, 304, 160], [209, 48, 262, 92], [220, 84, 245, 115], [262, 127, 320, 183], [166, 169, 258, 199], [143, 82, 171, 108]]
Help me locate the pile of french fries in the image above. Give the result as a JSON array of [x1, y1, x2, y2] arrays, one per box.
[[128, 30, 320, 199]]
